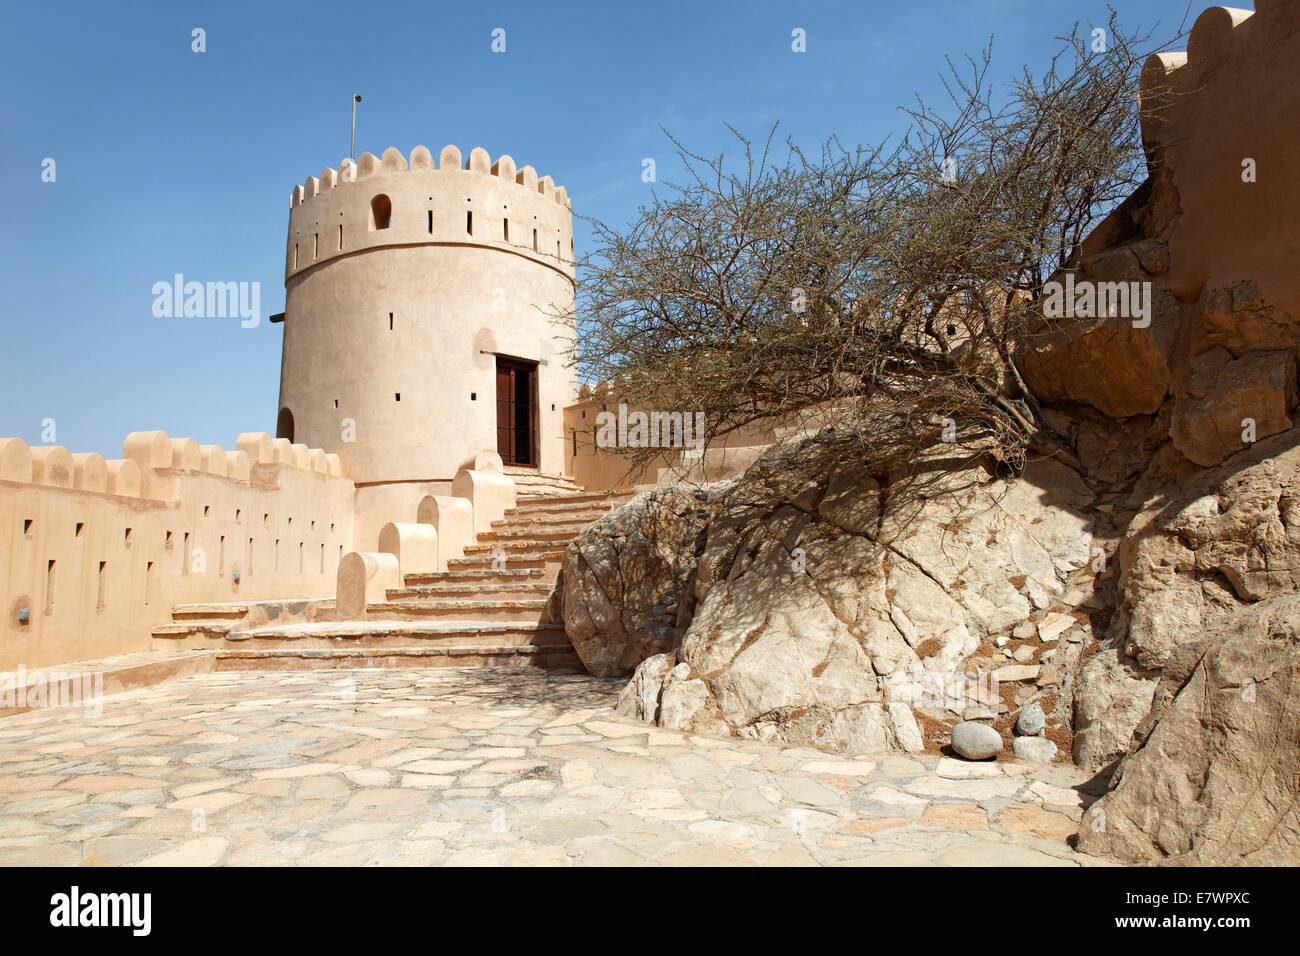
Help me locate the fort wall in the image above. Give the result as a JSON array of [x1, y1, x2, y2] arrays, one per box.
[[0, 432, 354, 670]]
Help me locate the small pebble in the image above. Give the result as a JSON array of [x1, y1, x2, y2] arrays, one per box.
[[1016, 702, 1046, 736]]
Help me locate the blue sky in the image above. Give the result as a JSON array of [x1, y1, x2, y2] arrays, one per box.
[[0, 0, 1197, 457]]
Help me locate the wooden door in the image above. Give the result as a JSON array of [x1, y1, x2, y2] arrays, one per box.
[[495, 358, 536, 465]]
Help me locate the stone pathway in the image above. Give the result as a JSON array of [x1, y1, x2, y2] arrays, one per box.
[[0, 668, 1112, 866]]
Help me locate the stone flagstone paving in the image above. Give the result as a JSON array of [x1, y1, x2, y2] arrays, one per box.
[[0, 668, 1113, 866]]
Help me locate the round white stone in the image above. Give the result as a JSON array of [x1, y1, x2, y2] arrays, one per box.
[[951, 721, 1003, 760]]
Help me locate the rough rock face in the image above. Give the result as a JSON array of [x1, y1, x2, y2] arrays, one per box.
[[1071, 648, 1157, 773], [1072, 428, 1300, 773], [568, 423, 1098, 755], [1169, 348, 1296, 466], [557, 483, 724, 677], [1077, 592, 1300, 865], [616, 653, 730, 736], [569, 417, 1300, 865]]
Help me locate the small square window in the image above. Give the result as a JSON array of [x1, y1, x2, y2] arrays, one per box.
[[23, 519, 33, 535], [75, 522, 84, 537]]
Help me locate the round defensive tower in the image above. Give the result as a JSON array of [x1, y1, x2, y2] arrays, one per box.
[[276, 144, 578, 486]]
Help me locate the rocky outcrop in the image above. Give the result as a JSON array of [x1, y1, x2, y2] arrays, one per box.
[[566, 423, 1098, 755], [1077, 591, 1300, 865], [1065, 427, 1300, 769]]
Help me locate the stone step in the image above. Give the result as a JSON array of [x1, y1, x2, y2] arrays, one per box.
[[467, 541, 569, 556], [388, 581, 554, 599], [1, 651, 218, 716], [403, 568, 550, 587], [507, 491, 635, 508], [166, 599, 324, 631], [503, 467, 579, 481], [492, 511, 610, 528], [447, 551, 561, 568], [500, 507, 615, 525], [503, 471, 583, 495], [152, 622, 238, 640], [221, 619, 570, 651], [170, 603, 250, 621], [475, 527, 582, 544], [366, 599, 551, 623], [445, 555, 563, 576], [488, 512, 595, 528], [511, 481, 583, 494], [214, 644, 581, 671]]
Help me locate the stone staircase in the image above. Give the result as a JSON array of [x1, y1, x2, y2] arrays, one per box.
[[151, 487, 635, 671], [502, 466, 583, 497]]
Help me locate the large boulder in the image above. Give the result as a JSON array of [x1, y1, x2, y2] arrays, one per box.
[[1019, 241, 1181, 419], [557, 483, 725, 677], [1077, 592, 1300, 864]]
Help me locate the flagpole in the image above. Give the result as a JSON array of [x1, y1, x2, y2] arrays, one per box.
[[350, 94, 361, 162]]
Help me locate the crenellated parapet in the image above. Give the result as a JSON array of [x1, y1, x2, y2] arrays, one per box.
[[233, 432, 343, 478], [2, 437, 140, 497], [0, 431, 345, 499], [1137, 4, 1279, 159], [285, 144, 575, 283]]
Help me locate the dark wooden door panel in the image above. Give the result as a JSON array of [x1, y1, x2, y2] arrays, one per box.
[[496, 366, 515, 462], [495, 357, 537, 466]]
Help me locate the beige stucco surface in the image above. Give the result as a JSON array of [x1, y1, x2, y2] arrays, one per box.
[[1138, 3, 1300, 314]]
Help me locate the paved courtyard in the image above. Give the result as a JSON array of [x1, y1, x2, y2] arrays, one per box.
[[0, 667, 1111, 866]]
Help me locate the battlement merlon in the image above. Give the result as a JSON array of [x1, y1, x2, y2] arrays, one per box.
[[285, 145, 575, 284], [1137, 3, 1285, 157]]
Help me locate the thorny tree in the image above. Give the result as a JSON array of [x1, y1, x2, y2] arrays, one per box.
[[563, 14, 1172, 490]]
